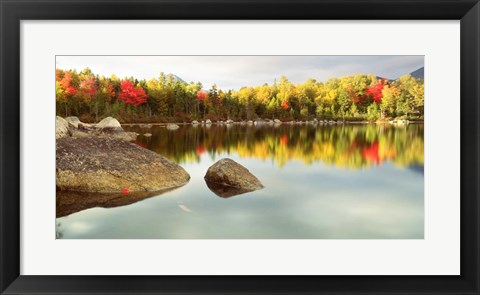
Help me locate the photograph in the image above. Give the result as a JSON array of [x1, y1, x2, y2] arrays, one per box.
[[55, 55, 425, 239]]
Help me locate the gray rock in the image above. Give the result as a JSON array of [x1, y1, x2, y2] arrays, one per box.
[[144, 133, 152, 137], [70, 129, 92, 138], [273, 119, 281, 124], [166, 123, 180, 130], [56, 116, 70, 139], [96, 116, 123, 131], [56, 137, 190, 193], [95, 117, 136, 140], [191, 120, 199, 125], [204, 158, 263, 197], [65, 116, 81, 128], [205, 119, 212, 125], [114, 130, 137, 140]]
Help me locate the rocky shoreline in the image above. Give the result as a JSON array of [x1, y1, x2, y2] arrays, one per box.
[[56, 116, 190, 193], [121, 118, 424, 127], [56, 116, 263, 203]]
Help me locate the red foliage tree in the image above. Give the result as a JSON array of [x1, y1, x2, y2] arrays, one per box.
[[365, 82, 385, 103], [196, 90, 208, 102], [79, 76, 97, 101], [347, 86, 363, 103], [281, 100, 290, 110], [60, 71, 78, 97], [118, 80, 147, 106]]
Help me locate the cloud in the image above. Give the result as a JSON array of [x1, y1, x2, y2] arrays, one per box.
[[56, 55, 424, 90]]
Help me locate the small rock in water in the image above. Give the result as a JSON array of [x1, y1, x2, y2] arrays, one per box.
[[166, 123, 179, 130], [204, 158, 263, 198], [144, 133, 152, 137]]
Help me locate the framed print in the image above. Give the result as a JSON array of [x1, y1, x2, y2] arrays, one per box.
[[1, 0, 479, 294]]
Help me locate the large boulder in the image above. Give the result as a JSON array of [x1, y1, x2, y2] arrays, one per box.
[[96, 116, 123, 131], [56, 116, 70, 139], [94, 117, 137, 141], [56, 137, 190, 193], [65, 116, 81, 128], [204, 158, 263, 197]]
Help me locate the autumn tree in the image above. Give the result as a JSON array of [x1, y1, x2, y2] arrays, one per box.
[[55, 67, 423, 123], [119, 80, 147, 106]]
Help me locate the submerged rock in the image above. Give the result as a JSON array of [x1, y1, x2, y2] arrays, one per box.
[[56, 137, 190, 193], [204, 158, 263, 197], [56, 189, 173, 218], [56, 116, 70, 139]]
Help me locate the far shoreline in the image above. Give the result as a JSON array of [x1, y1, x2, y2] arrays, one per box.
[[121, 120, 425, 126]]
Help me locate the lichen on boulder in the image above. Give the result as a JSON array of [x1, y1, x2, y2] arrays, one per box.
[[56, 137, 190, 193], [204, 158, 263, 197]]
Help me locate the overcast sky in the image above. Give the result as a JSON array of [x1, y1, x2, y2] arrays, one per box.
[[56, 56, 424, 91]]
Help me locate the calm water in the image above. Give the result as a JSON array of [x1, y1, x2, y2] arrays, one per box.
[[56, 123, 424, 239]]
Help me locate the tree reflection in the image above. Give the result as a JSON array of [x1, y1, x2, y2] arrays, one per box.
[[128, 124, 424, 170]]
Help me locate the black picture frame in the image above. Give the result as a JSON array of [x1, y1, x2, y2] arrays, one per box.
[[1, 0, 479, 294]]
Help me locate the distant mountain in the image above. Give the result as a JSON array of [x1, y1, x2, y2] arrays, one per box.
[[171, 74, 186, 84], [390, 67, 424, 81], [409, 67, 424, 80], [376, 76, 394, 82]]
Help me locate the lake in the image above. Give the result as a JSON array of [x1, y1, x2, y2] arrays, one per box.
[[56, 123, 424, 239]]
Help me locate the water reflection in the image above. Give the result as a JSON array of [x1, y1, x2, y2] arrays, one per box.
[[205, 181, 254, 198], [127, 124, 424, 169], [56, 188, 175, 217], [56, 124, 424, 239]]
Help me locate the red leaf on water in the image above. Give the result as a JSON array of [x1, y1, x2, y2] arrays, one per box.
[[121, 189, 130, 194]]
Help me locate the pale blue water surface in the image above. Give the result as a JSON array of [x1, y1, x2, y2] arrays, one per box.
[[56, 124, 424, 239]]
